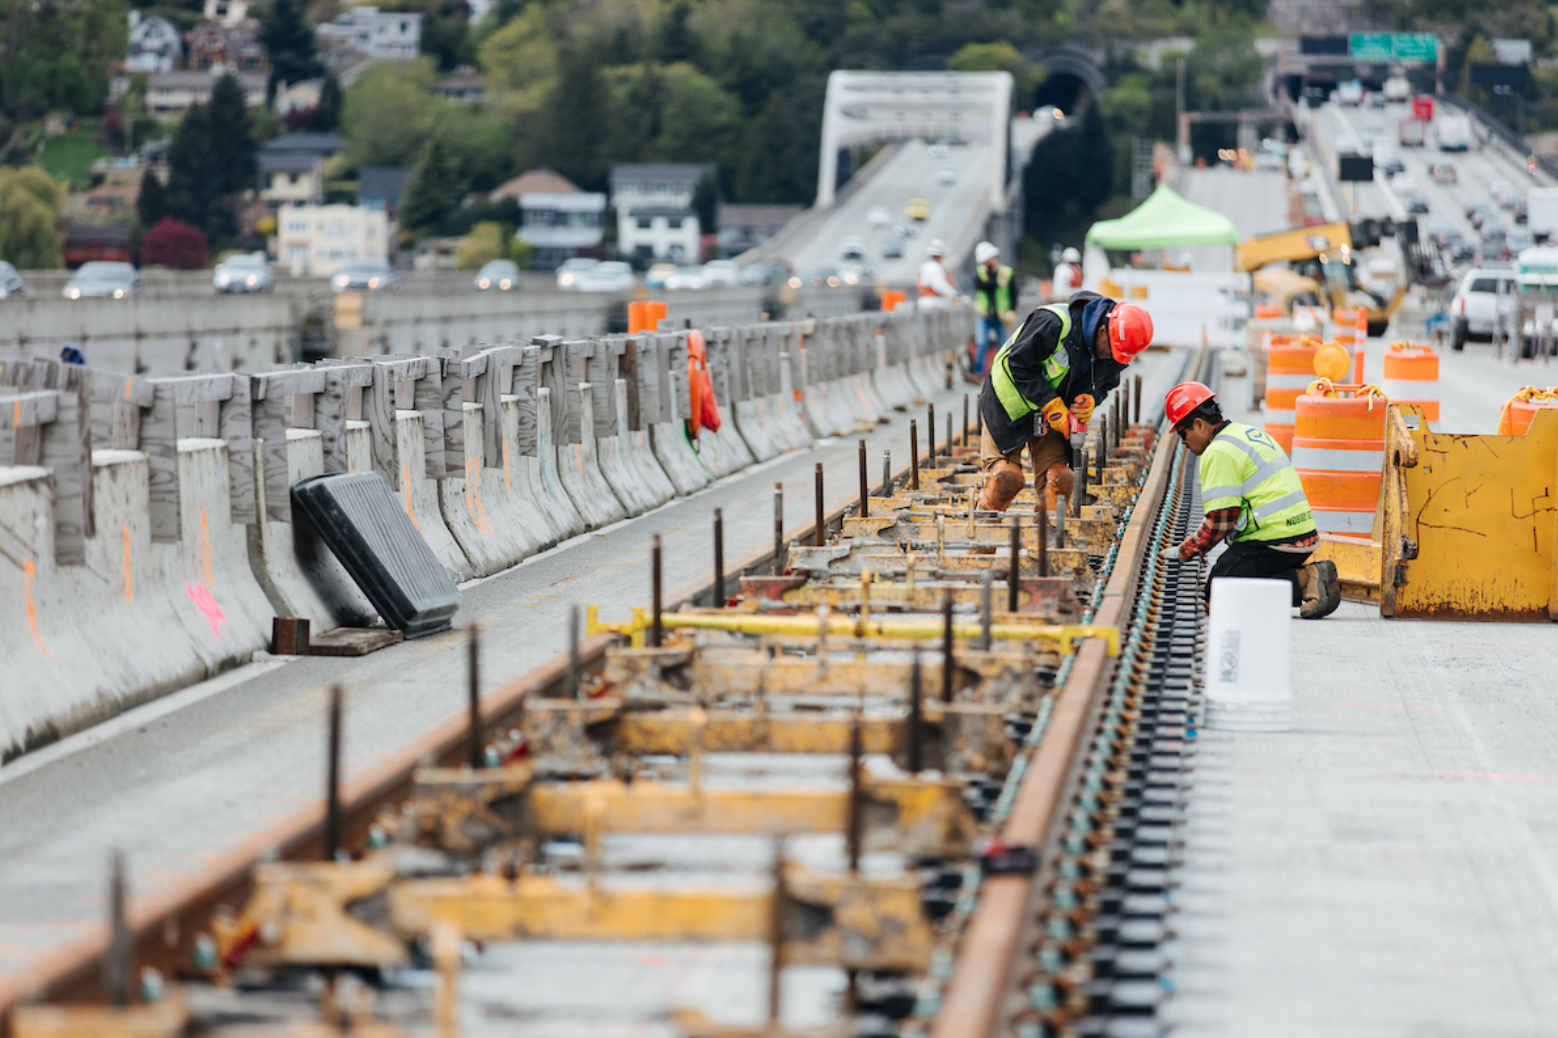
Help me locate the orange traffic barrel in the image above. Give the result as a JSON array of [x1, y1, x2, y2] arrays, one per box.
[[1291, 386, 1387, 538], [1334, 308, 1358, 353], [1253, 302, 1283, 320], [647, 300, 668, 330], [1497, 387, 1558, 435], [627, 300, 648, 333], [1263, 335, 1326, 451], [1380, 342, 1440, 425], [881, 289, 907, 311]]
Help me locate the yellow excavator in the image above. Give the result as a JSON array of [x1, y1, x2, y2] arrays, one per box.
[[1237, 219, 1408, 336]]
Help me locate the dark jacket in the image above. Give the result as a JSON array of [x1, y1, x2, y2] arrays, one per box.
[[978, 290, 1128, 456]]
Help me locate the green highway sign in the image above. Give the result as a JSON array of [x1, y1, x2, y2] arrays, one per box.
[[1349, 33, 1439, 64]]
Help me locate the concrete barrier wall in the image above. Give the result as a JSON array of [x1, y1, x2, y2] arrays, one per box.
[[0, 300, 962, 760]]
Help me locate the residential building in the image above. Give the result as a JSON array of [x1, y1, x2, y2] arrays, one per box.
[[429, 67, 484, 104], [260, 132, 344, 162], [277, 203, 389, 276], [518, 191, 606, 269], [275, 78, 323, 115], [715, 203, 801, 258], [186, 20, 267, 73], [260, 152, 324, 210], [491, 167, 579, 202], [315, 7, 422, 62], [146, 71, 267, 114], [618, 207, 700, 262], [609, 163, 707, 261], [203, 0, 250, 27], [126, 12, 181, 74], [359, 167, 411, 215]]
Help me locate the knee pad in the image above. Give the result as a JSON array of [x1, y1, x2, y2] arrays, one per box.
[[978, 464, 1025, 511]]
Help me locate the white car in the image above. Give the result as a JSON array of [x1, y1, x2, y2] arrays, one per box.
[[555, 257, 600, 289], [937, 167, 957, 185], [701, 260, 738, 286], [574, 260, 635, 292], [867, 207, 890, 227], [214, 252, 273, 293], [838, 236, 866, 260], [1450, 267, 1518, 350], [664, 266, 706, 290]]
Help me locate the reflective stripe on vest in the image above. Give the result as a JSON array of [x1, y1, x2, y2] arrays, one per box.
[[991, 304, 1071, 422], [975, 266, 1013, 316], [1199, 422, 1316, 542]]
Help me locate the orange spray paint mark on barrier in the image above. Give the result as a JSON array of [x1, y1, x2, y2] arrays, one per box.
[[185, 582, 228, 638], [402, 464, 421, 531], [11, 400, 18, 427], [503, 442, 512, 493], [466, 457, 493, 534], [23, 559, 48, 658], [199, 508, 214, 586], [124, 378, 132, 401], [122, 525, 133, 603]]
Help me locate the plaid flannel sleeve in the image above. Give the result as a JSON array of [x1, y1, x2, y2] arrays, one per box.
[[1178, 507, 1241, 559]]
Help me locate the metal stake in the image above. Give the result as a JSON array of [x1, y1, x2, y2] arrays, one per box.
[[1008, 514, 1021, 613], [979, 570, 993, 650], [814, 463, 824, 546], [713, 508, 725, 606], [908, 648, 923, 774], [769, 839, 785, 1026], [857, 439, 868, 519], [847, 713, 863, 871], [108, 850, 129, 1006], [325, 684, 342, 862], [568, 605, 581, 699], [1037, 497, 1049, 578], [773, 483, 784, 575], [1134, 373, 1142, 425], [927, 404, 935, 467], [881, 450, 891, 496], [941, 595, 954, 703], [962, 393, 970, 446], [467, 625, 481, 769], [910, 421, 920, 490], [650, 534, 663, 647]]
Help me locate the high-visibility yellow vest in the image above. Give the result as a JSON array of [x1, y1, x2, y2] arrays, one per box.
[[990, 303, 1071, 423], [975, 265, 1013, 317], [1198, 421, 1316, 542]]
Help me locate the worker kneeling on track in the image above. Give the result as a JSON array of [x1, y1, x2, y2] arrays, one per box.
[[1163, 381, 1342, 619], [976, 291, 1153, 514]]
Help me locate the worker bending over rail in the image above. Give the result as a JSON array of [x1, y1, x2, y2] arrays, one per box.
[[976, 291, 1153, 514], [1164, 381, 1341, 619]]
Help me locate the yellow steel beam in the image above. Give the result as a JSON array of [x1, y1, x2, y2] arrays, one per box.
[[12, 1004, 189, 1038]]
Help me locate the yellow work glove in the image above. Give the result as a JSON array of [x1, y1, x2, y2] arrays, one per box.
[[999, 309, 1016, 326], [1040, 398, 1071, 435], [1072, 394, 1095, 424]]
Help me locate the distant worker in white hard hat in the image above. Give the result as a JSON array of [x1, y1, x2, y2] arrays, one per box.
[[916, 239, 960, 306], [1051, 247, 1083, 299], [971, 241, 1016, 379]]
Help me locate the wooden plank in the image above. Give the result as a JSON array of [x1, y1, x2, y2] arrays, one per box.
[[251, 389, 291, 523], [412, 364, 446, 479], [221, 375, 256, 524], [476, 345, 520, 470], [439, 354, 465, 475], [637, 335, 664, 426], [666, 332, 692, 420], [144, 383, 182, 541], [583, 338, 616, 440], [621, 336, 643, 432], [308, 627, 404, 657], [534, 335, 569, 447], [367, 362, 401, 487], [514, 346, 539, 457], [0, 392, 61, 429], [561, 339, 584, 445], [58, 367, 96, 542], [38, 385, 92, 564], [317, 363, 366, 475]]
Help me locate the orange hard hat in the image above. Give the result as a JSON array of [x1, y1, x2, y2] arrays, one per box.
[[1108, 303, 1153, 362], [1165, 381, 1216, 428]]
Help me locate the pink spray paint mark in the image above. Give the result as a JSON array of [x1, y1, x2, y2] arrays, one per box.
[[185, 583, 229, 638]]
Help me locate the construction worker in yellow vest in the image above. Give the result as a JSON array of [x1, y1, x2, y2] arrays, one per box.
[[972, 241, 1016, 377], [1163, 381, 1341, 618], [976, 292, 1154, 514]]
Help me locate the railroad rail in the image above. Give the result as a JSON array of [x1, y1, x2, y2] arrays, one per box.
[[2, 349, 1205, 1038]]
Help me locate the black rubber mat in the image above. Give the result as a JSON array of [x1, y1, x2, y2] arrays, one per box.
[[291, 473, 461, 638]]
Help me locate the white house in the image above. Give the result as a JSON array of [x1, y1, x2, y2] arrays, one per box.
[[277, 203, 389, 276], [126, 11, 181, 74], [609, 163, 705, 261], [315, 7, 422, 61], [145, 71, 267, 114], [518, 191, 606, 269], [202, 0, 250, 27]]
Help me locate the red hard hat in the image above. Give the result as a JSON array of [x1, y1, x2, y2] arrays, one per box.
[[1108, 303, 1153, 362], [1165, 381, 1216, 428]]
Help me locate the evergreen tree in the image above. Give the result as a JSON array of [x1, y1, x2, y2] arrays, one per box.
[[400, 134, 463, 233], [1023, 99, 1113, 250], [208, 73, 257, 197], [317, 74, 342, 132], [655, 1, 694, 64], [261, 0, 322, 90], [735, 93, 809, 203], [164, 104, 232, 242], [136, 169, 164, 229], [541, 48, 608, 190]]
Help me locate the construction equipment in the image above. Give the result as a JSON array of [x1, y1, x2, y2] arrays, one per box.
[[1238, 219, 1412, 335]]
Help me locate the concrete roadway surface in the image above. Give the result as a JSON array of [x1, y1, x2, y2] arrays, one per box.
[[780, 140, 998, 284], [0, 352, 1186, 1001], [1163, 350, 1558, 1035]]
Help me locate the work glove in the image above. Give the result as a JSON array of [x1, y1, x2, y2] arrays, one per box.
[[1072, 394, 1095, 424], [999, 309, 1016, 326], [1040, 398, 1071, 436], [1159, 546, 1183, 562]]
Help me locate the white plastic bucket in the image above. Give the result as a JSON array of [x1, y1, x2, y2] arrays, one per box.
[[1203, 576, 1292, 732]]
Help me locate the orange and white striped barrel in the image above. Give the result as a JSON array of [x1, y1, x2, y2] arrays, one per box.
[[1353, 307, 1368, 383], [1380, 343, 1440, 425], [1291, 388, 1387, 539], [1497, 387, 1558, 434], [1263, 336, 1325, 452], [1253, 302, 1283, 320], [1333, 308, 1358, 353]]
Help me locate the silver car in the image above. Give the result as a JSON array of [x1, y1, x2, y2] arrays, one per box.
[[64, 262, 141, 299], [214, 253, 274, 293], [574, 261, 635, 292], [474, 259, 522, 291], [331, 258, 401, 293], [0, 262, 24, 298]]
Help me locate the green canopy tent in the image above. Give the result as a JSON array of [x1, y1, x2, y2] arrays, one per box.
[[1085, 184, 1240, 250]]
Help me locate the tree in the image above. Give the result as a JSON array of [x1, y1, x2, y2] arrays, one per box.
[[0, 0, 128, 118], [399, 134, 463, 233], [141, 218, 210, 269], [735, 92, 810, 203], [655, 0, 695, 64], [261, 0, 322, 91], [691, 167, 719, 235], [0, 167, 64, 268], [317, 74, 343, 131], [538, 47, 608, 189], [208, 73, 258, 197], [342, 59, 439, 169], [456, 221, 507, 269], [948, 41, 1042, 104], [1023, 100, 1113, 252], [136, 170, 165, 229]]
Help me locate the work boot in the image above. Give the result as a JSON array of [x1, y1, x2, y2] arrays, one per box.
[[976, 465, 1025, 512], [1299, 560, 1341, 619]]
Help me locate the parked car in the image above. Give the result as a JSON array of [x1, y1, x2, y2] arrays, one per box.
[[867, 206, 891, 227], [574, 260, 635, 292], [663, 266, 706, 290], [881, 239, 903, 259], [701, 259, 739, 286], [0, 262, 24, 298], [213, 252, 273, 294], [64, 261, 140, 299], [838, 236, 866, 260], [555, 257, 600, 289], [1429, 162, 1457, 184], [936, 167, 957, 185], [904, 197, 930, 221], [331, 258, 400, 292], [1449, 267, 1518, 350], [473, 259, 521, 291], [645, 262, 677, 288], [1405, 191, 1430, 214]]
